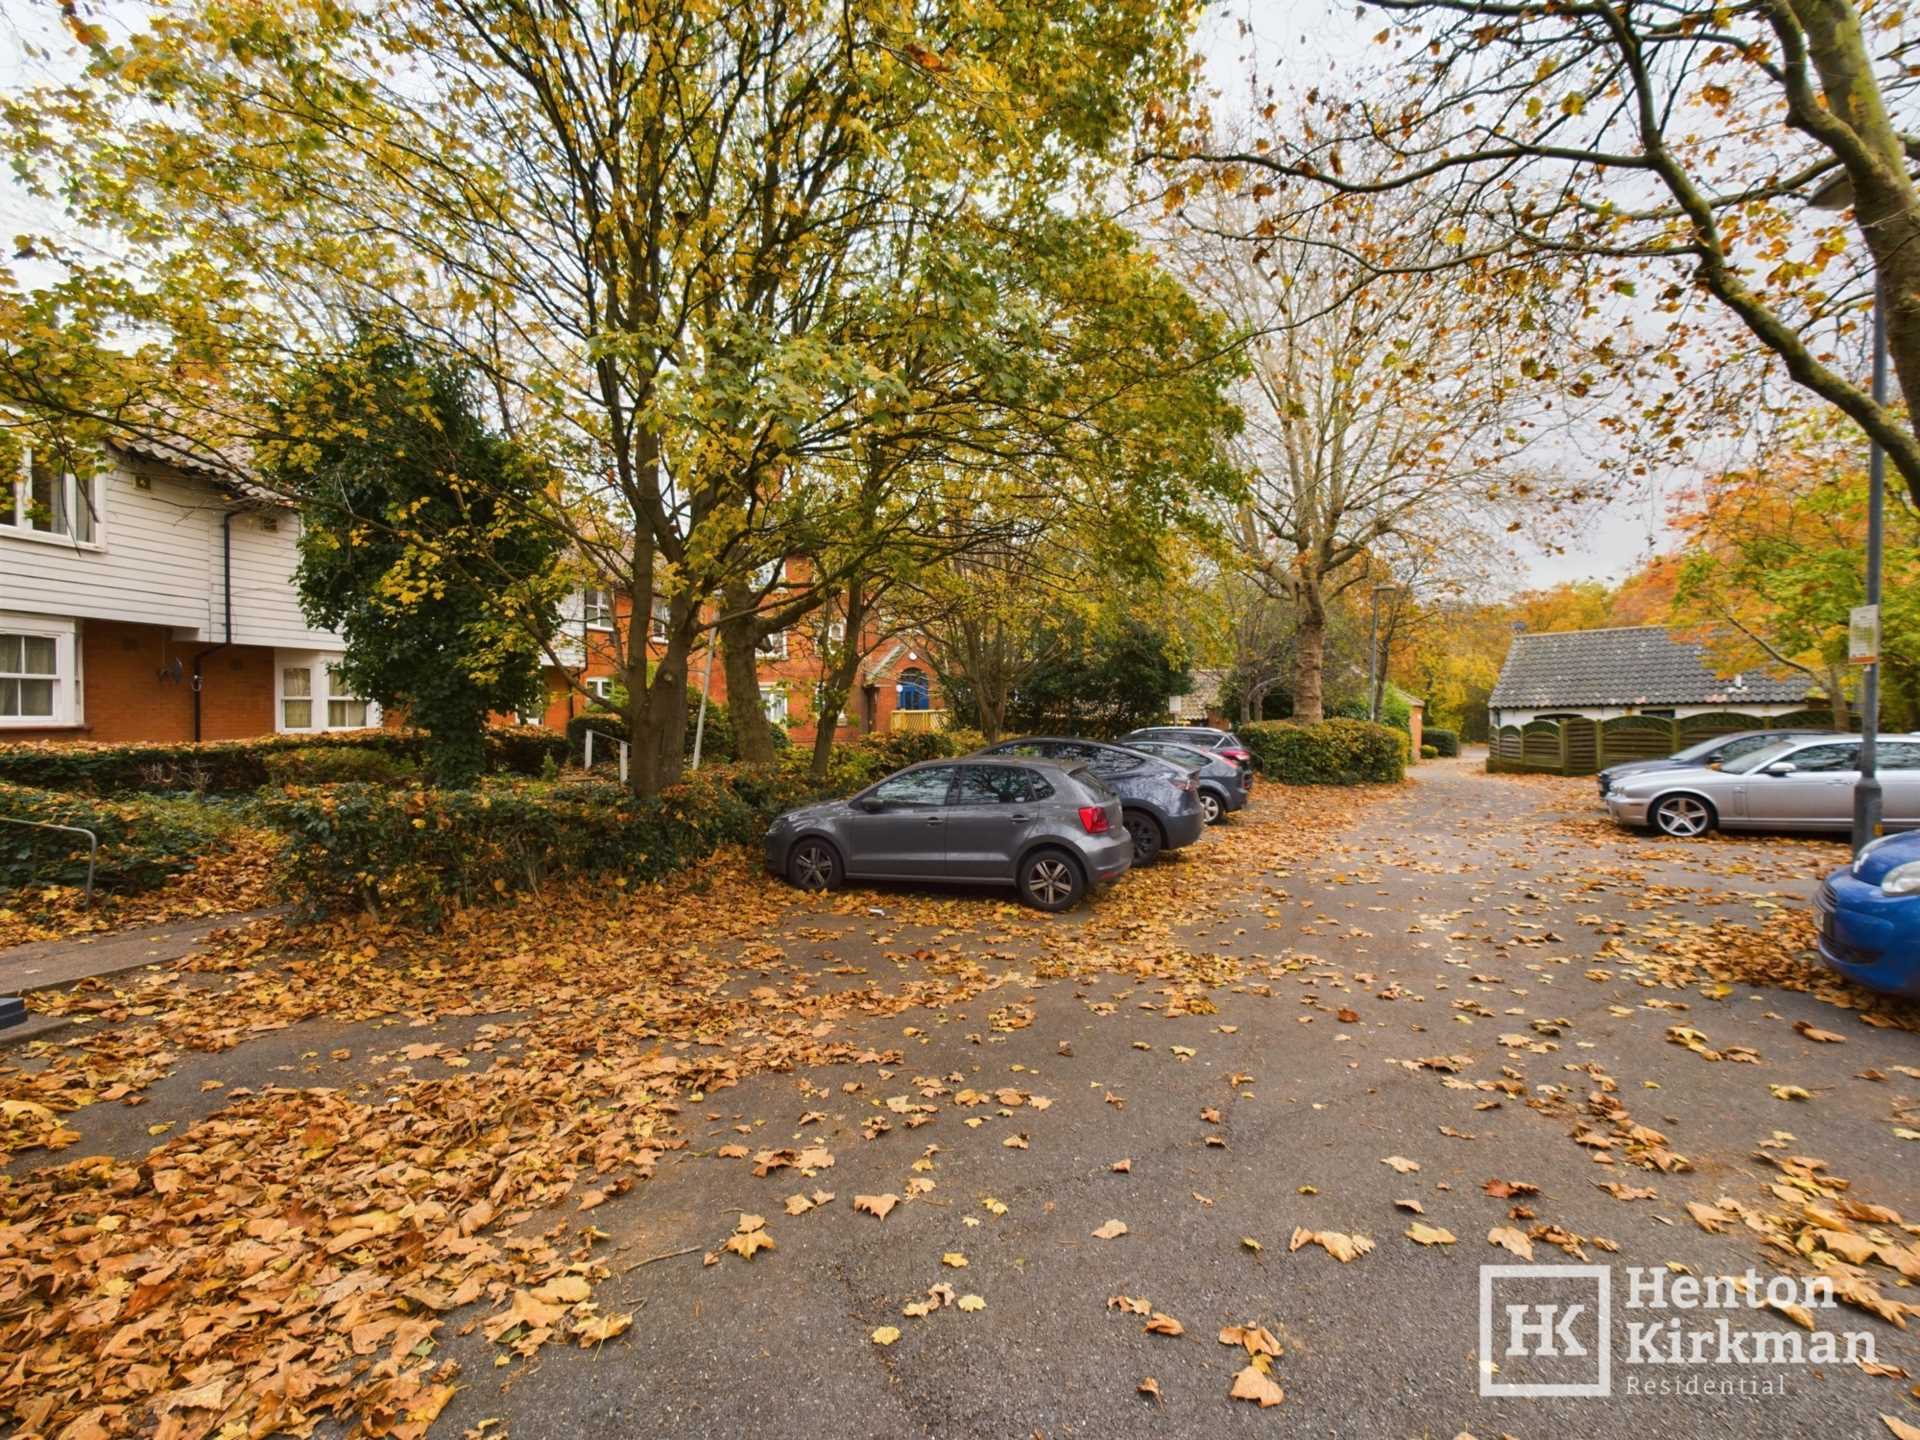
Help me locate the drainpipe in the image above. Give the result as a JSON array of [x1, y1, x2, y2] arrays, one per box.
[[191, 509, 242, 741]]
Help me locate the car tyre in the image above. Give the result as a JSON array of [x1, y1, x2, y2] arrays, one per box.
[[1126, 811, 1165, 866], [1019, 848, 1086, 912], [1650, 794, 1716, 839], [787, 837, 844, 892], [1199, 790, 1224, 825]]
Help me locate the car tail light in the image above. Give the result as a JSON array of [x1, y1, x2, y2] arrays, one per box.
[[1078, 805, 1110, 834], [1174, 777, 1196, 791], [1220, 747, 1251, 763]]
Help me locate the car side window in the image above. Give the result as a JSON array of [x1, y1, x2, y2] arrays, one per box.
[[1785, 743, 1858, 772], [1050, 741, 1097, 762], [1717, 736, 1773, 761], [1088, 748, 1141, 777], [869, 767, 957, 806], [1878, 742, 1920, 771], [1026, 771, 1054, 800], [954, 765, 1030, 805], [996, 741, 1049, 758]]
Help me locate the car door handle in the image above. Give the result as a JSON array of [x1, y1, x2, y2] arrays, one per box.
[[1008, 813, 1032, 822], [925, 816, 944, 825]]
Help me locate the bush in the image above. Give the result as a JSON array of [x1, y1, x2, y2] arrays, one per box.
[[1, 781, 240, 895], [1241, 718, 1407, 785], [565, 699, 792, 769], [262, 746, 418, 786], [259, 726, 973, 922], [0, 726, 566, 796], [1426, 728, 1460, 758], [1420, 744, 1438, 759], [1331, 691, 1413, 732]]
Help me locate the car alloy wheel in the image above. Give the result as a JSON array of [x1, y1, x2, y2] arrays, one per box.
[[1200, 791, 1223, 825], [1020, 850, 1083, 911], [1127, 814, 1163, 866], [788, 839, 840, 891], [1653, 795, 1712, 838]]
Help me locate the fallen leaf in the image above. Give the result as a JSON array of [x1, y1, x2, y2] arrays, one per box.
[[1488, 1226, 1534, 1260], [1092, 1219, 1129, 1241], [1406, 1223, 1456, 1246], [1230, 1363, 1286, 1408], [1145, 1312, 1184, 1336], [1381, 1155, 1421, 1174], [854, 1193, 899, 1220], [871, 1326, 901, 1346]]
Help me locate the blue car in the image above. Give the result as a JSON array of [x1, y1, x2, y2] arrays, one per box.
[[1814, 831, 1920, 997]]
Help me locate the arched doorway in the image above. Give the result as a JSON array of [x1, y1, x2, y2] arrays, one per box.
[[896, 666, 930, 711]]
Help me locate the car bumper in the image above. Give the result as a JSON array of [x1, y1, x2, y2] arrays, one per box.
[[1164, 806, 1208, 850], [1605, 794, 1650, 826], [763, 831, 790, 876], [1085, 834, 1134, 884], [1814, 873, 1920, 998]]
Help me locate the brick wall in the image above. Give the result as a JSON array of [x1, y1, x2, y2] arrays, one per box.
[[35, 620, 279, 743]]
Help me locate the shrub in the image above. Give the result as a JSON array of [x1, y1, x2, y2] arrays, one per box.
[[0, 726, 565, 796], [0, 781, 239, 894], [1420, 744, 1438, 759], [565, 698, 784, 769], [1426, 728, 1460, 758], [1332, 692, 1412, 732], [262, 746, 419, 786], [1241, 718, 1407, 785]]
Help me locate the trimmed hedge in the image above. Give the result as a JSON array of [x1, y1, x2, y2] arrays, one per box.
[[1420, 745, 1439, 759], [1, 781, 242, 894], [262, 746, 419, 786], [258, 729, 977, 922], [1241, 718, 1407, 785], [1426, 728, 1460, 758], [0, 726, 567, 796]]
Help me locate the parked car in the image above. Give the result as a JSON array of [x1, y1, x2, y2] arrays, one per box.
[[1603, 734, 1920, 837], [973, 737, 1207, 865], [1124, 726, 1256, 786], [1596, 728, 1834, 797], [1120, 737, 1248, 824], [1814, 832, 1920, 998], [764, 757, 1131, 912], [1812, 829, 1920, 998]]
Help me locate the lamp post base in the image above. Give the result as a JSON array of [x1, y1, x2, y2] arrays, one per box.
[[1852, 776, 1884, 855]]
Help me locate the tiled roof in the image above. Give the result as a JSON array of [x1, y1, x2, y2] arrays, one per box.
[[1488, 627, 1810, 709]]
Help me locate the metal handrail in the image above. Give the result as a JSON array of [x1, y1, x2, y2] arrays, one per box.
[[0, 816, 99, 906]]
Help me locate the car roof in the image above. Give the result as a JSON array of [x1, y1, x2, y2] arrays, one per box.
[[909, 754, 1079, 774], [991, 737, 1183, 765]]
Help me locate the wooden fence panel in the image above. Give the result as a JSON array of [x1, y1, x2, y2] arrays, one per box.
[[1678, 711, 1758, 743], [1599, 715, 1676, 763], [1562, 717, 1599, 772], [1521, 720, 1564, 767]]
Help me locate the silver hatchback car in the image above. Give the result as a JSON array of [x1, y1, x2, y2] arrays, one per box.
[[1604, 734, 1920, 836]]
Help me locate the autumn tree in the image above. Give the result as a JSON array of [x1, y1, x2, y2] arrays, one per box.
[[1163, 0, 1920, 506], [1, 0, 1207, 795]]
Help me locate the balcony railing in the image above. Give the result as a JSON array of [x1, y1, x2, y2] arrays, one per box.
[[889, 708, 947, 734]]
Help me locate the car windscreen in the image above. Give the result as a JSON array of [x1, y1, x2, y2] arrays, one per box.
[[1670, 733, 1738, 762], [1720, 739, 1801, 774]]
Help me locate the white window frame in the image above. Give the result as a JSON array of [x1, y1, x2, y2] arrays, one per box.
[[275, 651, 382, 733], [757, 629, 787, 661], [324, 662, 372, 729], [750, 557, 783, 592], [582, 587, 614, 630], [2, 452, 104, 550], [760, 683, 788, 726], [0, 612, 79, 728], [584, 676, 615, 701]]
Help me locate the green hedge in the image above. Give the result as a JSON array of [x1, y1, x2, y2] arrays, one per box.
[[262, 745, 420, 786], [1241, 718, 1407, 785], [0, 726, 567, 796], [258, 729, 974, 922], [1426, 728, 1459, 758], [0, 782, 242, 894]]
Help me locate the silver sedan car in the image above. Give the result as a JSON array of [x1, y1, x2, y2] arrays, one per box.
[[1604, 734, 1920, 837]]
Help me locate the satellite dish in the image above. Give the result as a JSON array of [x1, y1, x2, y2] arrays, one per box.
[[157, 656, 185, 685]]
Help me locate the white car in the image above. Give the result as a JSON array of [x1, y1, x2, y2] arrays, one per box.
[[1604, 734, 1920, 837]]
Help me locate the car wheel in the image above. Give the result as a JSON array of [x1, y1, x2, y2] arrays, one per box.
[[1651, 794, 1715, 838], [1019, 848, 1086, 912], [787, 837, 843, 892], [1126, 812, 1164, 866], [1199, 790, 1224, 825]]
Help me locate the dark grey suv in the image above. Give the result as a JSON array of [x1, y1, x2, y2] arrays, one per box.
[[764, 757, 1133, 911], [974, 738, 1207, 866]]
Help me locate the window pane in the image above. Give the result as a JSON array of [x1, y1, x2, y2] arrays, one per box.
[[20, 636, 55, 675], [955, 765, 1028, 804], [870, 767, 955, 806], [0, 635, 19, 672], [282, 699, 313, 728], [0, 678, 15, 715], [17, 678, 52, 716], [283, 667, 312, 698], [69, 476, 95, 543], [329, 698, 369, 727], [27, 459, 55, 533]]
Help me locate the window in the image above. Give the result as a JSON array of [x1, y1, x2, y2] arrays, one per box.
[[582, 588, 613, 629], [0, 632, 58, 720], [1784, 742, 1859, 773], [757, 630, 787, 660], [649, 595, 671, 643], [3, 453, 98, 544], [868, 766, 956, 807], [897, 666, 930, 711], [760, 684, 788, 725], [1878, 742, 1920, 770], [751, 557, 783, 591], [955, 765, 1033, 805], [326, 665, 370, 728], [1713, 735, 1777, 762], [281, 666, 314, 730], [585, 676, 615, 702]]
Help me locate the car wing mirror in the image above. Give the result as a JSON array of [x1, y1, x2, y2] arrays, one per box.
[[1763, 761, 1797, 776], [856, 796, 886, 812]]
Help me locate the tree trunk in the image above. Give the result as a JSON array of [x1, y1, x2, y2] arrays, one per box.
[[626, 624, 691, 796], [1824, 663, 1853, 732], [810, 585, 866, 780], [1291, 582, 1328, 724], [720, 582, 777, 764]]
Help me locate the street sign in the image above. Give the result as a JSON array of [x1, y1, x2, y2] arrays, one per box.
[[1850, 604, 1881, 665]]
